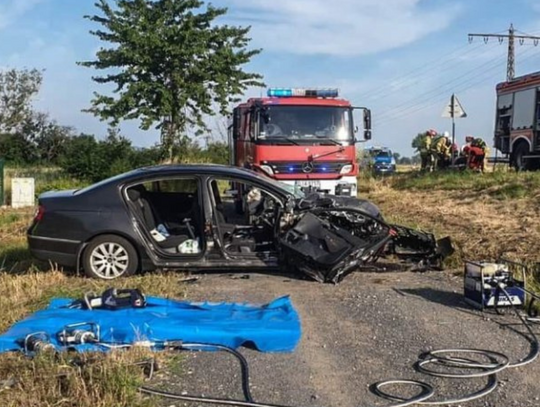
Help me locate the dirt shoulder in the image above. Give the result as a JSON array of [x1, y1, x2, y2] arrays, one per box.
[[151, 270, 540, 407]]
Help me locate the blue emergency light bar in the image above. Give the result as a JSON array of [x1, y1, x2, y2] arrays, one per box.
[[267, 88, 339, 98]]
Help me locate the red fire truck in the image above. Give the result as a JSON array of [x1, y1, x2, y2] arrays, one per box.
[[495, 71, 540, 170], [228, 88, 372, 196]]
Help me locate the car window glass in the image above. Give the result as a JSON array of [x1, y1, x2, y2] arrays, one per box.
[[156, 178, 198, 193]]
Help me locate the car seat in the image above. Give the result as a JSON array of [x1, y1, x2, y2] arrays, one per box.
[[127, 185, 191, 251]]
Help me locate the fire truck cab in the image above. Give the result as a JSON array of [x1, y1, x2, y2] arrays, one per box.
[[229, 88, 371, 197], [495, 71, 540, 170]]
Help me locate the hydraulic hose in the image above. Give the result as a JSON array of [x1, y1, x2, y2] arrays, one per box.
[[139, 344, 435, 407], [137, 284, 539, 407]]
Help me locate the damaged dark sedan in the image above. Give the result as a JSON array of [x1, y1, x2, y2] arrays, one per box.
[[27, 165, 453, 283]]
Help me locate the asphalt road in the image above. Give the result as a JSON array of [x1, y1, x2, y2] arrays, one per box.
[[150, 270, 540, 407]]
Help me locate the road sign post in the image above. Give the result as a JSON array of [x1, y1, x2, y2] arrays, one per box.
[[442, 94, 467, 163]]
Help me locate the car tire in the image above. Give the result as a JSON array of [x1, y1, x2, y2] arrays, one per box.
[[83, 235, 138, 280]]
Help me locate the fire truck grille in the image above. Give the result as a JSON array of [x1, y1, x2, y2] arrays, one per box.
[[264, 161, 349, 174]]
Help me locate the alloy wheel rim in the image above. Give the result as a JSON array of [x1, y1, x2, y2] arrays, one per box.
[[90, 243, 129, 279]]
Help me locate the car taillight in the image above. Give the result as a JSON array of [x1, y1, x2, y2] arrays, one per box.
[[34, 205, 45, 222]]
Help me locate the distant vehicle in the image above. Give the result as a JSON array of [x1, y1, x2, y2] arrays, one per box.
[[495, 71, 540, 170], [27, 165, 450, 283], [364, 147, 397, 175]]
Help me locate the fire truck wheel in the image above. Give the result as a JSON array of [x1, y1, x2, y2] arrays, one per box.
[[512, 142, 530, 171]]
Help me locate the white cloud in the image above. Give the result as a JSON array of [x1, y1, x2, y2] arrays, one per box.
[[0, 0, 45, 30], [223, 0, 462, 56]]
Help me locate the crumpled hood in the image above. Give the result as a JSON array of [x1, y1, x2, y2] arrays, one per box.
[[295, 193, 382, 219], [280, 193, 453, 284]]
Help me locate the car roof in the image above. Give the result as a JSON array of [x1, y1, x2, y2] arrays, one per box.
[[76, 164, 272, 195], [137, 164, 255, 177]]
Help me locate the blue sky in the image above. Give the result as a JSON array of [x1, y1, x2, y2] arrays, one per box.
[[1, 0, 540, 155]]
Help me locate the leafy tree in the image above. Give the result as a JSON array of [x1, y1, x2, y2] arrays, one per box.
[[79, 0, 264, 160], [411, 132, 426, 152], [21, 112, 74, 163], [0, 68, 43, 133], [60, 134, 106, 181], [205, 141, 228, 165], [0, 133, 38, 164], [59, 129, 163, 182], [392, 152, 401, 162]]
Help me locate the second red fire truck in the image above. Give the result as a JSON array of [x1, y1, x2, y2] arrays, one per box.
[[495, 71, 540, 170], [228, 87, 372, 197]]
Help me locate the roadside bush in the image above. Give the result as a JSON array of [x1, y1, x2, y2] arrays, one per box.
[[59, 135, 107, 182], [58, 133, 161, 183], [0, 133, 38, 164]]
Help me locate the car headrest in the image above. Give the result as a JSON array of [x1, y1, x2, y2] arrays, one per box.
[[127, 188, 141, 201]]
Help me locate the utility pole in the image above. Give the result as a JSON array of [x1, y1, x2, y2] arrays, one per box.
[[469, 23, 540, 81]]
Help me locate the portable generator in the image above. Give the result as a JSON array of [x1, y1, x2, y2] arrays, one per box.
[[464, 260, 526, 310]]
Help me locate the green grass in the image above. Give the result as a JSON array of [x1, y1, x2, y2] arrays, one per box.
[[388, 169, 540, 197]]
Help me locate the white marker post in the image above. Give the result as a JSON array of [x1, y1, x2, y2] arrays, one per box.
[[442, 94, 467, 163]]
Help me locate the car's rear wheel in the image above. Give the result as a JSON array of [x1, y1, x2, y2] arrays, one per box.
[[83, 235, 138, 280]]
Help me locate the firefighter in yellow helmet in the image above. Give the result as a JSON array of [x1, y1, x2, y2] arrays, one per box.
[[430, 131, 451, 170]]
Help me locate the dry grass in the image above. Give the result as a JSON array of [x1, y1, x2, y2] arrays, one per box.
[[0, 350, 158, 407], [360, 171, 540, 296], [0, 207, 191, 407]]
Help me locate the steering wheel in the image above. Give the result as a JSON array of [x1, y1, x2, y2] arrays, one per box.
[[265, 124, 283, 137]]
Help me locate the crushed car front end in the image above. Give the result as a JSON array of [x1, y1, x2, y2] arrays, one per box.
[[277, 193, 454, 283]]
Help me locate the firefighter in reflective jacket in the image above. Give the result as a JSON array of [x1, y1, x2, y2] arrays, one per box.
[[463, 144, 485, 171], [418, 129, 436, 171], [430, 133, 451, 169], [472, 137, 489, 172], [463, 136, 488, 172]]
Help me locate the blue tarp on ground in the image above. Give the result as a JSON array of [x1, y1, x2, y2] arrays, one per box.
[[0, 295, 301, 353]]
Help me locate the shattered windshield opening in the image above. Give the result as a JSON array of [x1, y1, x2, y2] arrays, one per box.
[[259, 106, 353, 142], [239, 168, 306, 199]]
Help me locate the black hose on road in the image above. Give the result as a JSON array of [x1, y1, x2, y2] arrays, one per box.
[[138, 284, 539, 407]]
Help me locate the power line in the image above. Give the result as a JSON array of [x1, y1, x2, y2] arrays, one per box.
[[361, 42, 491, 104], [373, 47, 506, 122], [357, 41, 487, 103], [376, 46, 538, 126], [375, 47, 540, 129], [469, 23, 540, 81], [375, 43, 538, 124], [373, 59, 507, 126]]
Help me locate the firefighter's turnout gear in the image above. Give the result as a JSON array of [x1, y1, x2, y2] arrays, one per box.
[[430, 134, 451, 169], [415, 129, 437, 171], [463, 136, 489, 172]]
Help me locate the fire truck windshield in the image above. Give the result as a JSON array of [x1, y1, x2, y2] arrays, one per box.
[[259, 106, 353, 142]]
